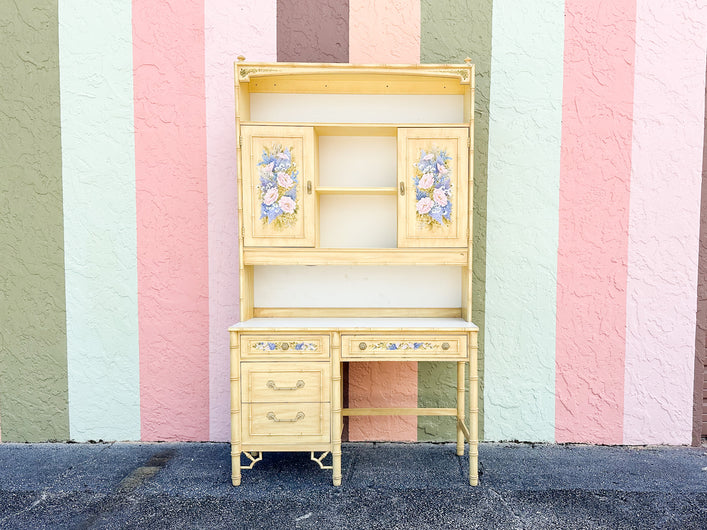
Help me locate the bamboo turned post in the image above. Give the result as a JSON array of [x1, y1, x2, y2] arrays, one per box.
[[469, 331, 479, 486], [456, 361, 465, 456], [331, 332, 343, 486], [230, 332, 242, 486]]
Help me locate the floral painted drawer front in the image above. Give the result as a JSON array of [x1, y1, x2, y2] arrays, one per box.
[[258, 144, 299, 228], [252, 340, 317, 352], [414, 147, 453, 227], [367, 341, 438, 352], [341, 334, 468, 360], [240, 334, 330, 360]]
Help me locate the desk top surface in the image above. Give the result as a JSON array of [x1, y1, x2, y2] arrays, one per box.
[[230, 318, 479, 332]]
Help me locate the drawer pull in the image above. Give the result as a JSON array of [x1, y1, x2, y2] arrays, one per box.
[[266, 411, 305, 423], [442, 342, 450, 350], [359, 342, 367, 350], [281, 342, 290, 350], [266, 379, 305, 391]]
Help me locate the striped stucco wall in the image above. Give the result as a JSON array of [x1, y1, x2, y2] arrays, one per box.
[[1, 0, 706, 445]]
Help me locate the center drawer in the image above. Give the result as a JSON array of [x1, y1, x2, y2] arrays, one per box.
[[341, 334, 468, 360], [241, 362, 330, 403]]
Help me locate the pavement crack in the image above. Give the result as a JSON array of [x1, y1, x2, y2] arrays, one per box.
[[488, 487, 525, 529]]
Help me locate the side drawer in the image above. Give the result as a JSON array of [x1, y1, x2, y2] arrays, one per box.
[[242, 402, 331, 444], [240, 334, 330, 360], [241, 362, 330, 403], [341, 334, 468, 360]]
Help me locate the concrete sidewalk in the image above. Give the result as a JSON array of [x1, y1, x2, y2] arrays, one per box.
[[0, 442, 705, 529]]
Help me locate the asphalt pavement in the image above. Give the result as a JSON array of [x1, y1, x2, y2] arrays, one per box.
[[0, 441, 705, 529]]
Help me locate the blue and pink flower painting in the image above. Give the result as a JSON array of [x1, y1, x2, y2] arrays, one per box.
[[413, 147, 453, 226], [258, 144, 299, 228]]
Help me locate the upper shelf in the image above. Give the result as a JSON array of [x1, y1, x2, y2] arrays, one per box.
[[239, 122, 470, 136], [243, 248, 469, 266], [235, 62, 475, 95]]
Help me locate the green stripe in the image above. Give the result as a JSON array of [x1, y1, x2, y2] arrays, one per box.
[[419, 0, 493, 441], [0, 1, 69, 441]]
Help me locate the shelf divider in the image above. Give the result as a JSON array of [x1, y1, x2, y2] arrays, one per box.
[[243, 247, 468, 266], [316, 186, 397, 195]]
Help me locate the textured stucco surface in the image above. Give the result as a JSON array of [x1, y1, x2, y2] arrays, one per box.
[[555, 1, 636, 444], [206, 0, 277, 442], [349, 0, 420, 64], [133, 0, 210, 441], [419, 0, 492, 441], [277, 0, 349, 63], [484, 0, 563, 441], [59, 1, 140, 441], [0, 2, 69, 441], [696, 61, 707, 443], [624, 0, 707, 445], [346, 0, 420, 442]]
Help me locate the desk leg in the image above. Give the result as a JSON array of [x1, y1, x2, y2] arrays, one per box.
[[456, 361, 465, 456], [332, 333, 342, 486], [230, 332, 241, 486], [469, 333, 479, 486]]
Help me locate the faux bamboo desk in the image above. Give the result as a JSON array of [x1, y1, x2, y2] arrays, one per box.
[[229, 317, 479, 486]]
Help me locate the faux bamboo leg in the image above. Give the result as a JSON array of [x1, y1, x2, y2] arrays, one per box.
[[456, 361, 465, 456], [230, 332, 242, 486], [469, 332, 479, 486], [332, 332, 342, 486]]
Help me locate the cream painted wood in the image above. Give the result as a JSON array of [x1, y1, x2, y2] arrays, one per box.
[[242, 402, 331, 444], [241, 125, 316, 247], [397, 128, 469, 248], [233, 61, 478, 487], [241, 362, 331, 403], [243, 248, 468, 266], [240, 334, 330, 361]]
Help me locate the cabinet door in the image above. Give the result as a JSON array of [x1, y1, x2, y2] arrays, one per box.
[[397, 128, 469, 247], [241, 126, 316, 247]]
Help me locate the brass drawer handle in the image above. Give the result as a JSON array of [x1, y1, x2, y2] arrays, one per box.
[[306, 181, 312, 194], [266, 411, 305, 423], [442, 342, 450, 350], [399, 181, 405, 195], [359, 342, 367, 350], [281, 342, 289, 350], [266, 380, 305, 391]]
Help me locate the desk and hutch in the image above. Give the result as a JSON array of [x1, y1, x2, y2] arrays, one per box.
[[229, 60, 479, 486]]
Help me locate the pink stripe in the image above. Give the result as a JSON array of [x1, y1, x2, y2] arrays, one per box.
[[206, 0, 277, 441], [134, 0, 209, 441], [624, 0, 707, 445], [347, 0, 420, 442], [349, 0, 420, 64], [556, 1, 636, 443]]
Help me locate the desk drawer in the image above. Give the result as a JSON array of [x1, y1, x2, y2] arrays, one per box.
[[240, 334, 330, 360], [341, 334, 468, 360], [242, 362, 330, 403], [242, 402, 331, 443]]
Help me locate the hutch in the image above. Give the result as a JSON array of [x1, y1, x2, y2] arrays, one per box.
[[230, 59, 479, 486]]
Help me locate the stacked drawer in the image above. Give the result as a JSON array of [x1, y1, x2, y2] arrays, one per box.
[[239, 334, 331, 445]]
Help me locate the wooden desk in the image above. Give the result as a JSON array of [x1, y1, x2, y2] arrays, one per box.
[[229, 318, 479, 486]]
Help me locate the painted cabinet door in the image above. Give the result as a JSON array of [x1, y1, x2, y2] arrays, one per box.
[[241, 125, 316, 247], [397, 128, 469, 247]]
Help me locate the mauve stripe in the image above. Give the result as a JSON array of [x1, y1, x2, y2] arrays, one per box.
[[277, 0, 349, 63], [133, 0, 210, 441], [555, 0, 636, 444]]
